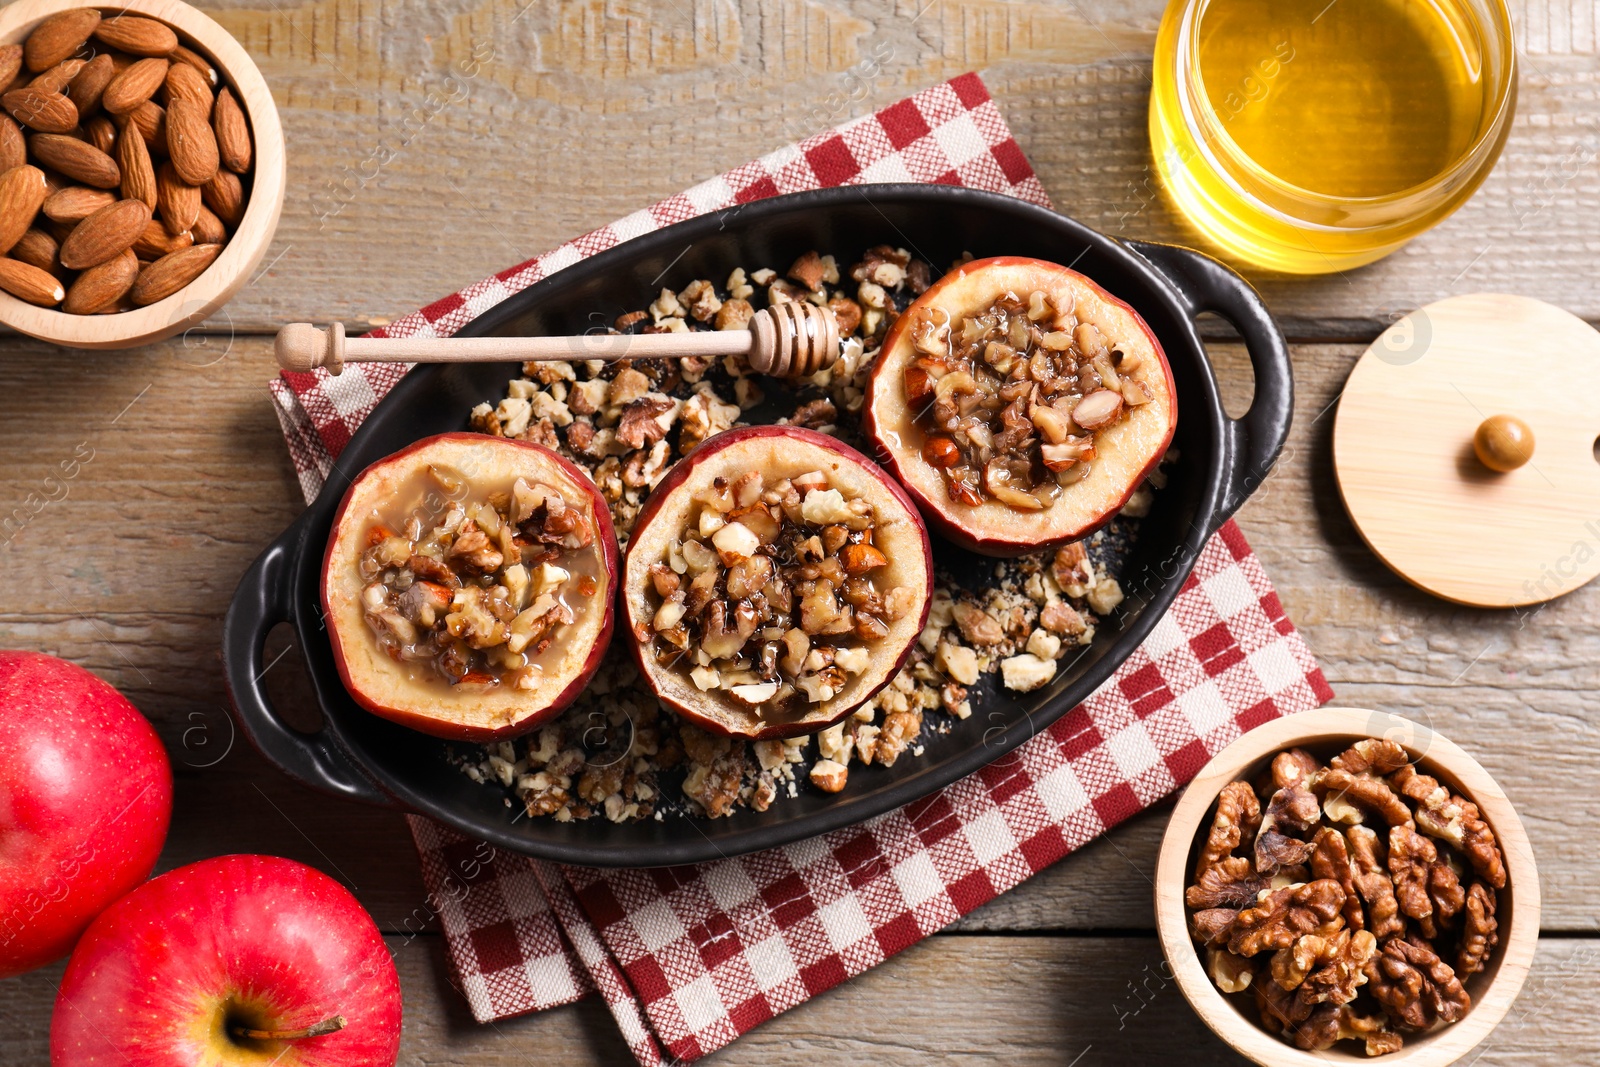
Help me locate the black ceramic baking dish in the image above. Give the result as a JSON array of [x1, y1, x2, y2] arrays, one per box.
[[224, 184, 1292, 867]]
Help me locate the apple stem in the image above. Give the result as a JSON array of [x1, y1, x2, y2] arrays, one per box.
[[230, 1015, 347, 1041]]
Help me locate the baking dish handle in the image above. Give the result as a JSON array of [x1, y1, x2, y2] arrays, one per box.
[[223, 517, 396, 808], [1127, 240, 1293, 531]]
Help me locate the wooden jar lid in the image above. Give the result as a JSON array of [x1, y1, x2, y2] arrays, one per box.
[[1334, 294, 1600, 607]]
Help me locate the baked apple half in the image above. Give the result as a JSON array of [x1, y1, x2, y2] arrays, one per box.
[[624, 426, 932, 740], [863, 256, 1177, 556], [323, 433, 617, 740]]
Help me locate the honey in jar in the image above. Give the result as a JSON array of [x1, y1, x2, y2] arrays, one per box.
[[1149, 0, 1517, 273]]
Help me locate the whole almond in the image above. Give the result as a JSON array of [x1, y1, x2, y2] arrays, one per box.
[[131, 216, 191, 258], [116, 116, 156, 208], [102, 57, 168, 117], [127, 100, 165, 154], [163, 62, 212, 113], [0, 46, 21, 91], [29, 133, 120, 188], [0, 256, 65, 305], [84, 113, 116, 154], [67, 53, 114, 118], [60, 197, 150, 269], [156, 161, 199, 235], [201, 167, 243, 225], [64, 247, 138, 313], [11, 226, 59, 273], [191, 203, 226, 244], [24, 9, 101, 73], [0, 115, 24, 172], [28, 57, 86, 95], [94, 16, 180, 58], [165, 97, 216, 185], [43, 185, 116, 222], [0, 164, 49, 254], [168, 46, 217, 88], [131, 241, 219, 304], [2, 87, 78, 134], [213, 87, 252, 174]]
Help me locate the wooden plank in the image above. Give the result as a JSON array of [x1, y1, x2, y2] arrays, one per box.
[[14, 0, 1583, 340], [3, 934, 1598, 1064]]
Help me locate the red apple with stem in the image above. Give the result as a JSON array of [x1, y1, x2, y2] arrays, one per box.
[[0, 650, 172, 979], [52, 854, 402, 1066]]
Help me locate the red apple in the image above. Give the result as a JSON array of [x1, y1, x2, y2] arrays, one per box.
[[322, 432, 618, 740], [52, 854, 402, 1066], [863, 256, 1177, 556], [0, 650, 171, 979], [623, 425, 933, 739]]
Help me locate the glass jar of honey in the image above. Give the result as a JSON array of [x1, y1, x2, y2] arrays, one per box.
[[1149, 0, 1517, 273]]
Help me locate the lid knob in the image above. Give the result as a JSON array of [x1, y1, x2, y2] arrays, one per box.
[[1473, 414, 1535, 472]]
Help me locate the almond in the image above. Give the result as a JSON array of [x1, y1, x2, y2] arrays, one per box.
[[0, 46, 21, 91], [131, 216, 191, 258], [163, 61, 212, 113], [191, 203, 226, 244], [0, 164, 48, 254], [60, 197, 150, 269], [84, 114, 116, 154], [64, 247, 138, 313], [28, 57, 86, 95], [168, 46, 217, 88], [116, 116, 156, 208], [0, 255, 64, 304], [165, 97, 216, 185], [131, 241, 219, 304], [42, 184, 116, 222], [29, 133, 120, 189], [213, 87, 252, 174], [201, 167, 243, 225], [24, 9, 101, 73], [95, 16, 180, 57], [11, 226, 59, 273], [127, 101, 165, 154], [156, 160, 199, 234], [0, 115, 23, 172], [67, 53, 114, 118], [102, 57, 168, 117], [2, 87, 78, 134]]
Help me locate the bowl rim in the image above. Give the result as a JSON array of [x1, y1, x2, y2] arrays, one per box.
[[0, 0, 286, 349], [1154, 707, 1541, 1067]]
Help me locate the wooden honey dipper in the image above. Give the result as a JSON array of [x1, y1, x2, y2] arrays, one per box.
[[275, 302, 840, 380]]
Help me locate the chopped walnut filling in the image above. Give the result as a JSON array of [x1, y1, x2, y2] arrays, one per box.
[[358, 465, 598, 689], [1187, 741, 1506, 1057], [457, 244, 1154, 821], [648, 469, 914, 716], [903, 289, 1149, 510]]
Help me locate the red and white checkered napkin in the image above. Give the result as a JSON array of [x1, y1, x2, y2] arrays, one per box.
[[269, 74, 1333, 1064]]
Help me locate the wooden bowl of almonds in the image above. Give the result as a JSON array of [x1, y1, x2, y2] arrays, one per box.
[[1155, 708, 1539, 1067], [0, 0, 283, 348]]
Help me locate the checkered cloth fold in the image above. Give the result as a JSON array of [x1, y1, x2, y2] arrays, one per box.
[[269, 74, 1332, 1064]]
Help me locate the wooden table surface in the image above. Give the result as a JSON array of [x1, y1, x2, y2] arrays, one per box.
[[4, 1, 1599, 1062]]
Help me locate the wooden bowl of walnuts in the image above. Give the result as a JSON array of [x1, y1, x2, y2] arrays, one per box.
[[0, 0, 284, 348], [1155, 708, 1539, 1067]]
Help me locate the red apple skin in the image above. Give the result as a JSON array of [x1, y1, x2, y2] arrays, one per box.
[[320, 432, 618, 741], [0, 651, 172, 980], [52, 854, 402, 1067], [862, 256, 1178, 557]]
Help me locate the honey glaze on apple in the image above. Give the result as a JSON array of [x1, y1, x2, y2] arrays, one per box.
[[646, 468, 921, 721], [903, 288, 1150, 510], [356, 464, 603, 690]]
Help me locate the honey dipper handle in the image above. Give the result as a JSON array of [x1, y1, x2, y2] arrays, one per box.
[[275, 322, 753, 375]]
